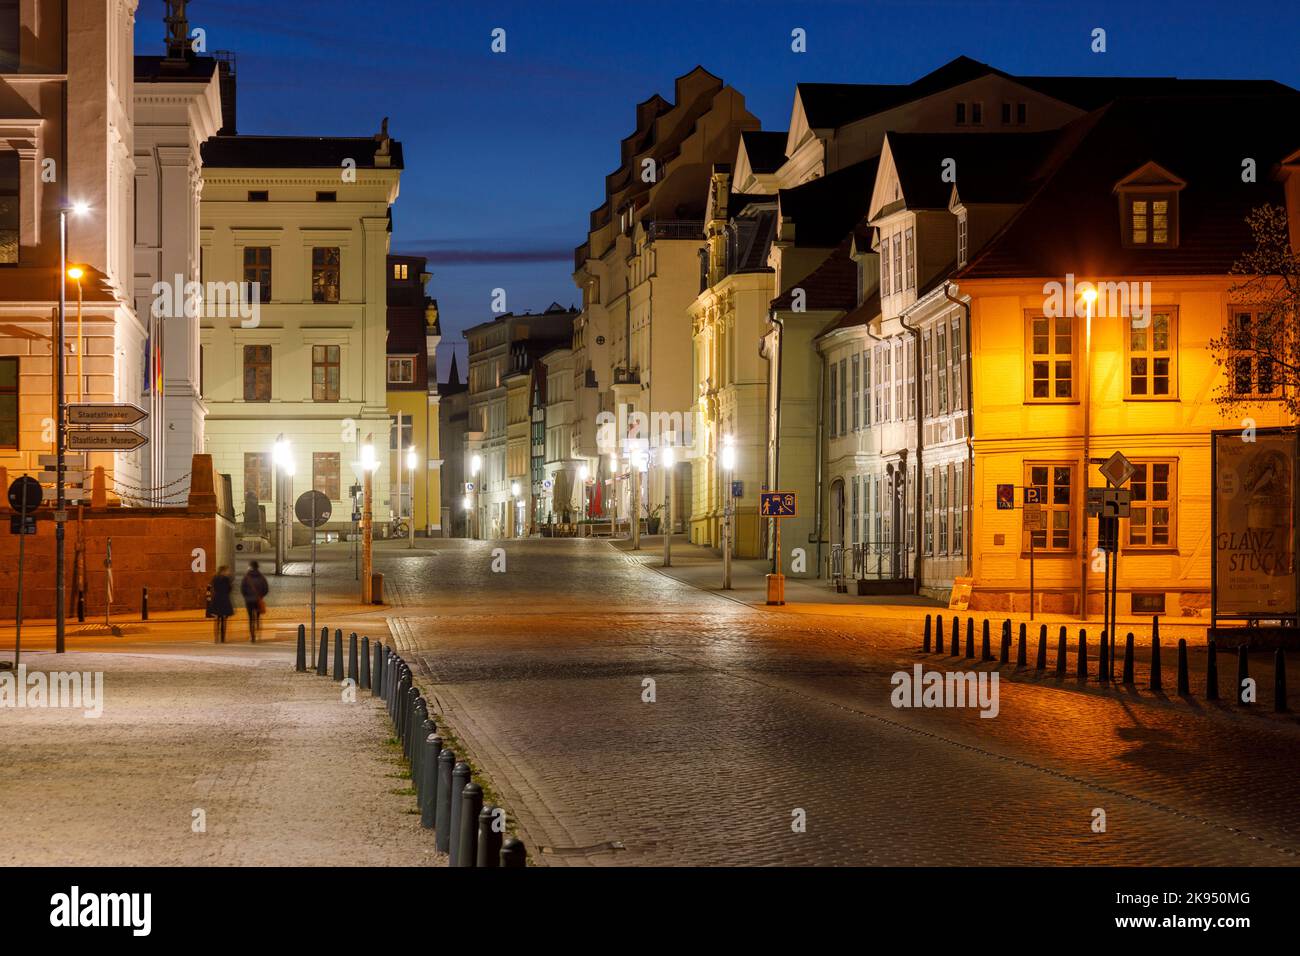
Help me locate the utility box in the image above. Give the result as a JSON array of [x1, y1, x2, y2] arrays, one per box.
[[370, 572, 384, 604]]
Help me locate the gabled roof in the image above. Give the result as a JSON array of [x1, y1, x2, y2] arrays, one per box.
[[819, 292, 881, 338], [739, 130, 788, 174], [778, 157, 880, 247], [771, 237, 859, 312], [957, 93, 1300, 280], [880, 130, 1062, 213]]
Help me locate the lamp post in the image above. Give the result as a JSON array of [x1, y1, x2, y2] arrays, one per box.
[[510, 481, 521, 537], [54, 203, 88, 654], [360, 437, 379, 603], [470, 453, 482, 540], [272, 435, 291, 574], [630, 448, 645, 550], [721, 435, 736, 590], [578, 464, 589, 525], [66, 266, 85, 404], [406, 445, 418, 548], [610, 453, 620, 537], [662, 445, 674, 567], [1079, 283, 1097, 623]]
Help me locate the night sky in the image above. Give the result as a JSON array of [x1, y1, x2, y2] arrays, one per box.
[[136, 0, 1300, 381]]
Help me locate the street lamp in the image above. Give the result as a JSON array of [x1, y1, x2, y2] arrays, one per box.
[[272, 435, 291, 575], [630, 447, 647, 550], [1078, 282, 1098, 625], [510, 481, 521, 537], [406, 445, 418, 548], [470, 453, 482, 539], [53, 202, 89, 654], [721, 435, 737, 589], [578, 464, 590, 522], [66, 266, 85, 404], [360, 437, 380, 603], [610, 453, 620, 537], [662, 445, 675, 567]]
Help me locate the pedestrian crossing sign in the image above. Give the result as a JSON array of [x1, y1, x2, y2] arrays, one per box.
[[760, 492, 797, 517]]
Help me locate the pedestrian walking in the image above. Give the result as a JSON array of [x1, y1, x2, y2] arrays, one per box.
[[240, 561, 270, 642], [210, 566, 235, 643]]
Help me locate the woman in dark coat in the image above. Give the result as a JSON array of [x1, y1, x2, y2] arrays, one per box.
[[240, 561, 270, 642], [210, 566, 235, 643]]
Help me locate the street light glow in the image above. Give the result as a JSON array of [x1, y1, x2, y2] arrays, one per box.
[[70, 201, 90, 217], [273, 437, 291, 468], [462, 495, 471, 511], [471, 454, 482, 476], [511, 481, 520, 497], [361, 443, 380, 473], [406, 446, 418, 471], [721, 435, 736, 471], [579, 465, 589, 483], [662, 445, 675, 469], [66, 265, 85, 281]]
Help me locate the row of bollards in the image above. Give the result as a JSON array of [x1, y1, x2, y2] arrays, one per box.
[[294, 623, 529, 865], [921, 613, 1290, 713]]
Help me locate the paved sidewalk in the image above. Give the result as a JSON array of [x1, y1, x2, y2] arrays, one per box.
[[0, 640, 443, 866]]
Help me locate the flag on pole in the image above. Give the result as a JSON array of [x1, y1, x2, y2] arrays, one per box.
[[105, 537, 114, 606]]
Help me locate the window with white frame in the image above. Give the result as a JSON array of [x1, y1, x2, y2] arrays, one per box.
[[904, 228, 915, 290], [852, 352, 860, 430], [387, 356, 415, 384]]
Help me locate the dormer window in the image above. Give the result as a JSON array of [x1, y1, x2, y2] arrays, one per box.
[[1115, 162, 1185, 249], [957, 212, 968, 268]]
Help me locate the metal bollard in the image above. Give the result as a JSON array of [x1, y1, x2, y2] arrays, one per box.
[[371, 642, 383, 696], [923, 614, 932, 652], [935, 615, 945, 654], [1177, 639, 1190, 696], [1275, 649, 1288, 713], [1150, 634, 1162, 691], [410, 704, 429, 785], [1076, 630, 1087, 680], [447, 763, 471, 865], [500, 837, 527, 868], [1237, 647, 1249, 706], [317, 626, 329, 676], [405, 689, 420, 755], [396, 668, 410, 729], [295, 624, 306, 672], [999, 620, 1010, 664], [965, 618, 974, 658], [1206, 640, 1220, 701], [1099, 629, 1109, 683], [477, 805, 502, 868], [333, 629, 344, 681], [1056, 626, 1067, 677], [360, 636, 370, 688], [1036, 624, 1047, 670], [435, 750, 456, 852], [456, 782, 483, 868], [1016, 622, 1026, 667], [348, 632, 359, 684], [979, 619, 990, 661], [420, 734, 443, 829], [1122, 632, 1135, 684], [142, 587, 149, 621]]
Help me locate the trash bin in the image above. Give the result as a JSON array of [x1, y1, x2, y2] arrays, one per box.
[[371, 572, 384, 605]]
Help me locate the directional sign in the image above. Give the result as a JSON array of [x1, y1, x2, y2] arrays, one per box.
[[996, 484, 1015, 510], [760, 491, 797, 517], [1099, 451, 1135, 488], [39, 454, 85, 469], [1087, 487, 1132, 517], [67, 402, 147, 427], [39, 471, 85, 485], [66, 429, 148, 451]]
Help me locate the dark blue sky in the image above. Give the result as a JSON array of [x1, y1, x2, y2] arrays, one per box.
[[137, 0, 1300, 380]]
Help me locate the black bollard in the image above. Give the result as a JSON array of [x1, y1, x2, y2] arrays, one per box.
[[447, 763, 472, 866], [1076, 629, 1087, 680], [1036, 624, 1047, 670], [1098, 629, 1109, 683], [966, 618, 974, 658], [979, 619, 989, 660], [403, 689, 420, 754], [1017, 622, 1027, 667], [348, 632, 359, 685], [477, 805, 503, 868], [420, 734, 443, 829], [951, 617, 959, 655], [923, 614, 932, 653], [371, 642, 383, 696], [435, 750, 456, 852], [500, 838, 527, 868], [1237, 647, 1250, 706], [456, 782, 483, 868], [317, 626, 329, 676], [415, 715, 434, 803], [1056, 626, 1067, 677], [360, 636, 370, 688], [1206, 640, 1220, 701], [142, 587, 149, 621], [935, 615, 945, 654], [1150, 634, 1162, 691], [1122, 633, 1135, 684], [295, 624, 307, 672], [1000, 620, 1011, 664], [77, 590, 85, 623], [333, 629, 344, 681], [411, 706, 430, 787], [1177, 639, 1190, 696], [1275, 650, 1288, 713]]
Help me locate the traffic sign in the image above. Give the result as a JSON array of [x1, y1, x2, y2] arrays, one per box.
[[731, 480, 744, 499], [295, 490, 332, 528], [760, 492, 797, 517], [7, 476, 42, 513], [67, 402, 147, 426], [1087, 487, 1131, 517], [1023, 502, 1046, 530], [464, 481, 475, 493], [66, 429, 147, 451], [1023, 486, 1042, 505], [9, 514, 36, 535], [39, 471, 85, 485], [1099, 451, 1135, 488], [996, 484, 1014, 510], [39, 454, 85, 469]]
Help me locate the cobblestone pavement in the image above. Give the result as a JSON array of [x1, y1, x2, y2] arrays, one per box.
[[351, 538, 1300, 867]]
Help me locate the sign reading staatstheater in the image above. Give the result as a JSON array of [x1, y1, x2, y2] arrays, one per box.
[[1212, 428, 1298, 618]]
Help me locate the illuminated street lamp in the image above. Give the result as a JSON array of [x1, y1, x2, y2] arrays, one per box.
[[661, 445, 675, 567], [470, 453, 482, 539], [1078, 282, 1098, 625], [272, 435, 292, 575], [66, 266, 85, 404], [578, 464, 590, 521], [406, 445, 418, 548], [721, 435, 737, 589]]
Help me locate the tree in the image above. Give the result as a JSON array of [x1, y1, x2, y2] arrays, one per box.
[[1209, 204, 1300, 419]]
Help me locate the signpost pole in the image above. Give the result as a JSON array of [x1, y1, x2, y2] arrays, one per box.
[[1029, 532, 1035, 622], [14, 496, 28, 670]]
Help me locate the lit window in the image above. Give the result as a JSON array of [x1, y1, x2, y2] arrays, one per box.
[[1125, 193, 1176, 247], [312, 344, 340, 401], [1128, 461, 1173, 548], [312, 247, 340, 303], [956, 213, 967, 268], [1127, 310, 1175, 398], [1027, 313, 1074, 400]]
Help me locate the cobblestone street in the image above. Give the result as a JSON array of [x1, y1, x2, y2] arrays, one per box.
[[357, 538, 1300, 867]]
